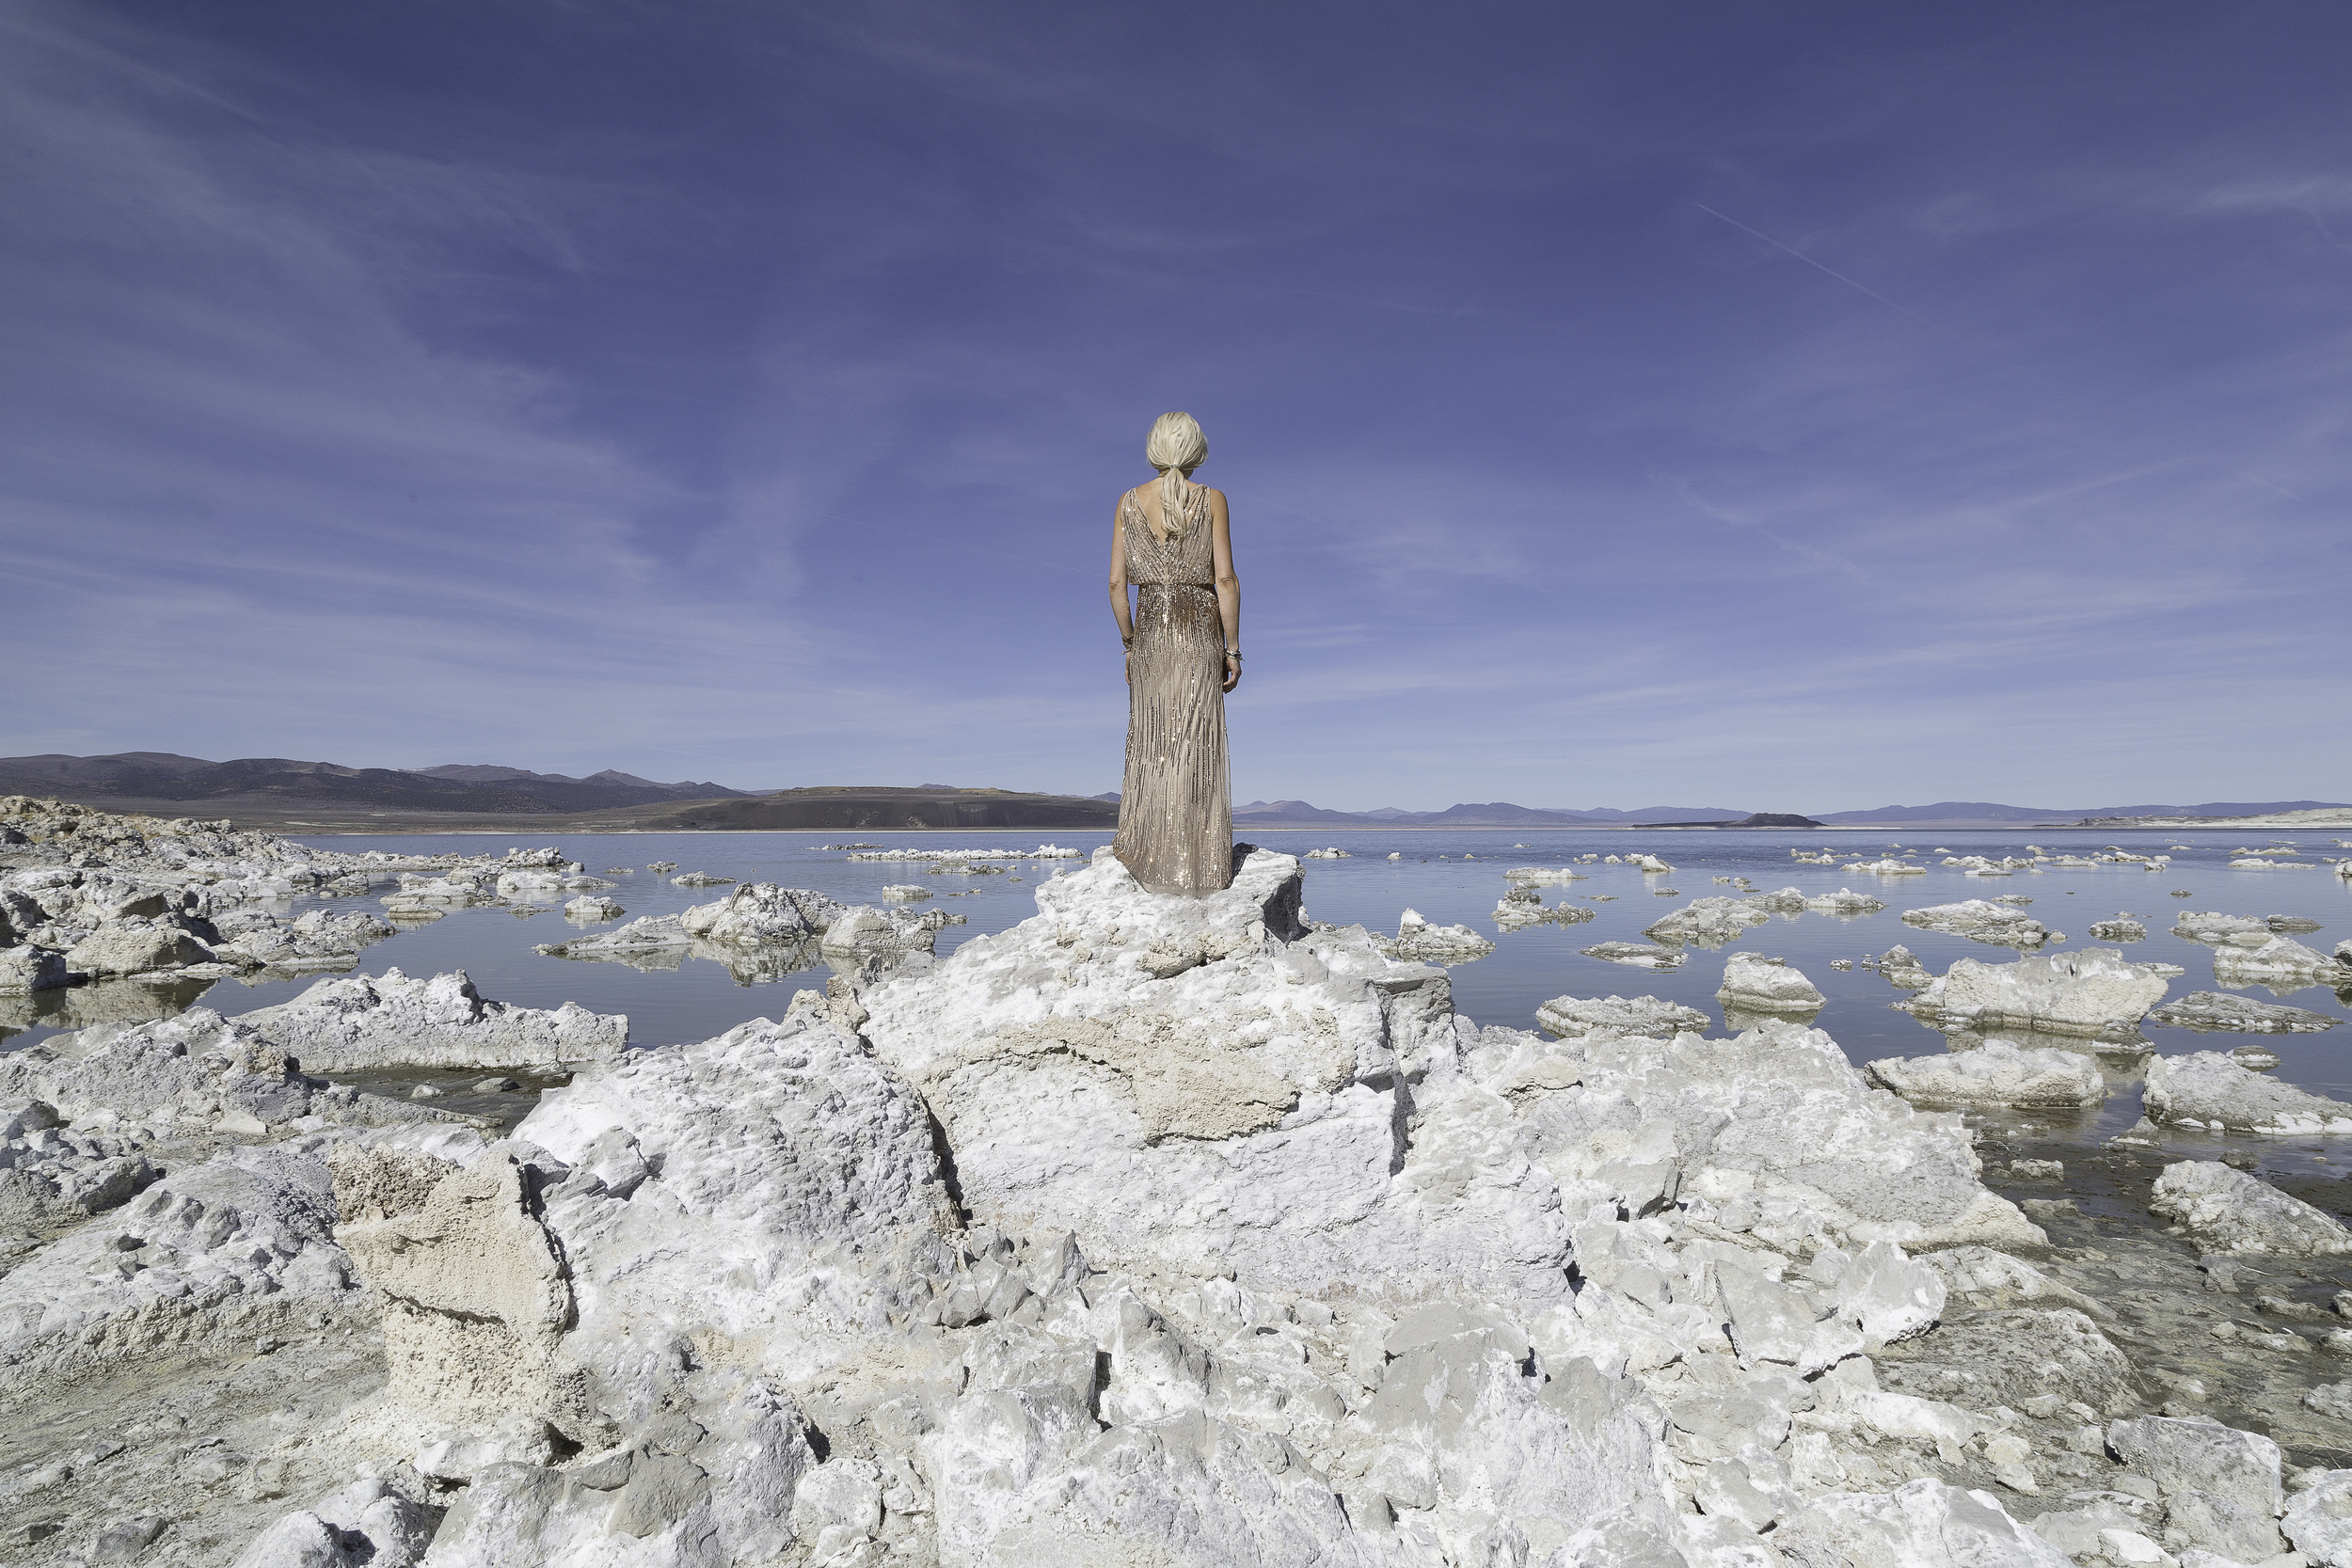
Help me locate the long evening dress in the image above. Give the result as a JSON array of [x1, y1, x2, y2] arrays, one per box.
[[1113, 482, 1232, 895]]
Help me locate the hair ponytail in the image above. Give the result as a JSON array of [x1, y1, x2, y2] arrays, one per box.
[[1142, 411, 1208, 543]]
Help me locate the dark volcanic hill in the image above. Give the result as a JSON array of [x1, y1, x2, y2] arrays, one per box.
[[628, 786, 1120, 832], [0, 752, 745, 816]]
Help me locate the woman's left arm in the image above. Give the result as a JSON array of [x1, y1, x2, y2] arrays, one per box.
[[1210, 490, 1241, 693]]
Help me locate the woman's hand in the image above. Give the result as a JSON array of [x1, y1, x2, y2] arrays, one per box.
[[1222, 652, 1241, 693]]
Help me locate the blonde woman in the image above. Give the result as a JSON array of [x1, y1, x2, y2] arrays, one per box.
[[1107, 411, 1239, 895]]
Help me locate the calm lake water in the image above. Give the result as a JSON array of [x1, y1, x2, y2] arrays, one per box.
[[10, 827, 2350, 1163]]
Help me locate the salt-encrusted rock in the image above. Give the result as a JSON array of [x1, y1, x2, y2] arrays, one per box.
[[533, 912, 690, 960], [1805, 886, 1887, 913], [1898, 948, 2167, 1039], [2173, 911, 2279, 948], [2150, 990, 2340, 1034], [1843, 858, 1927, 876], [1870, 944, 1934, 989], [61, 916, 219, 978], [233, 1476, 443, 1568], [2087, 918, 2145, 941], [562, 895, 624, 924], [1865, 1042, 2106, 1108], [2106, 1415, 2283, 1532], [1644, 895, 1771, 948], [238, 969, 628, 1071], [0, 945, 70, 993], [2143, 1051, 2352, 1134], [2214, 935, 2351, 988], [1535, 993, 1709, 1040], [1580, 940, 1685, 970], [1875, 1306, 2132, 1414], [0, 1100, 160, 1245], [0, 1008, 462, 1139], [1492, 889, 1597, 930], [381, 870, 506, 911], [881, 883, 930, 901], [1900, 900, 2053, 947], [1504, 865, 1586, 884], [1922, 1245, 2111, 1318], [669, 871, 734, 887], [1774, 1477, 2070, 1566], [680, 883, 847, 945], [1378, 908, 1496, 962], [0, 1136, 430, 1392], [329, 1014, 956, 1565], [844, 844, 1083, 862], [2150, 1161, 2352, 1256], [212, 908, 397, 972], [817, 904, 947, 963], [2284, 1470, 2352, 1567], [1716, 953, 1824, 1016]]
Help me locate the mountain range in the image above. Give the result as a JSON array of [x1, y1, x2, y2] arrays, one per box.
[[1227, 798, 2352, 828], [4, 754, 2342, 831], [0, 752, 744, 815]]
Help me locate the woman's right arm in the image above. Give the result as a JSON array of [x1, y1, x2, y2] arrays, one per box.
[[1107, 499, 1134, 676]]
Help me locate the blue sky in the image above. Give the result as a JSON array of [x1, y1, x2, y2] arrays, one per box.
[[5, 2, 2346, 812]]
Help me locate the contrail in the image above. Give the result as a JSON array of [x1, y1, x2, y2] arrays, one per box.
[[1694, 203, 1944, 331], [2231, 467, 2307, 501]]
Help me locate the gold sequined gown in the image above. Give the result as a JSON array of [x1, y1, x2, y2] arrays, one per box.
[[1114, 483, 1232, 895]]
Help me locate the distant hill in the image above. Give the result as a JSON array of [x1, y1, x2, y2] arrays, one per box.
[[623, 786, 1120, 832], [0, 752, 745, 817], [1232, 800, 1750, 828], [1813, 800, 2352, 827]]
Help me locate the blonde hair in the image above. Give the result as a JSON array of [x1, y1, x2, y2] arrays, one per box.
[[1142, 411, 1208, 543]]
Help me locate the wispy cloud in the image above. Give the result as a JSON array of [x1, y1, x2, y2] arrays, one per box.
[[1, 2, 2345, 810]]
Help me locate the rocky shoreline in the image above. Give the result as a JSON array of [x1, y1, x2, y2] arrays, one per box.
[[4, 802, 2352, 1563]]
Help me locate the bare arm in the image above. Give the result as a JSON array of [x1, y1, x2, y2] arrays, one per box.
[[1210, 489, 1240, 693], [1107, 495, 1134, 644]]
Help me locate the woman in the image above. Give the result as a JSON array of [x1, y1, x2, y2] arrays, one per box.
[[1107, 411, 1240, 895]]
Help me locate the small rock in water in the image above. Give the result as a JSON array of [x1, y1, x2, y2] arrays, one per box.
[[2149, 991, 2338, 1035], [1579, 940, 1685, 970], [472, 1076, 521, 1094], [410, 1084, 442, 1099], [2011, 1159, 2064, 1180]]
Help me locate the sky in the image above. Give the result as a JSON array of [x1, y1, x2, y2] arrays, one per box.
[[3, 2, 2347, 813]]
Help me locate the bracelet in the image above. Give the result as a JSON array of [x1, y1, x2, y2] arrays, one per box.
[[1225, 650, 1243, 661]]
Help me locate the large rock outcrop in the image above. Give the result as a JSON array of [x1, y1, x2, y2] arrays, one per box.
[[237, 969, 628, 1071], [1865, 1043, 2106, 1109], [1899, 947, 2167, 1040], [1900, 901, 2054, 948], [2142, 1050, 2352, 1134]]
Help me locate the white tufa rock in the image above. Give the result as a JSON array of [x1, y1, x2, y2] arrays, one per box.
[[1900, 900, 2054, 948], [1715, 953, 1826, 1017], [2149, 1161, 2352, 1256], [237, 969, 628, 1071], [2149, 990, 2340, 1034], [2212, 935, 2351, 988], [1865, 1042, 2106, 1109], [1898, 948, 2168, 1039], [1535, 993, 1710, 1040], [2142, 1051, 2352, 1134]]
